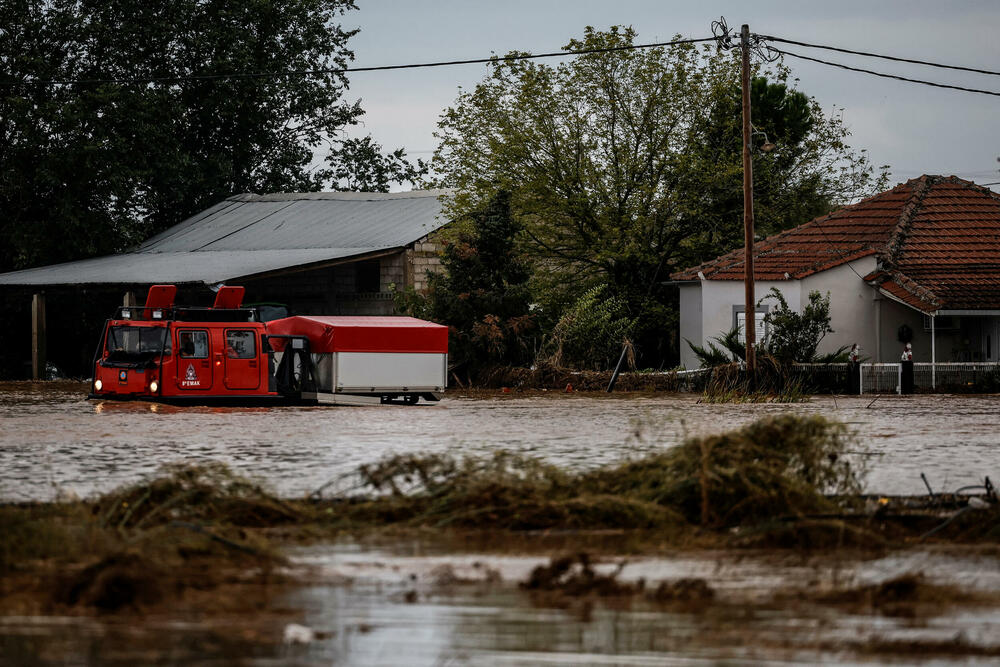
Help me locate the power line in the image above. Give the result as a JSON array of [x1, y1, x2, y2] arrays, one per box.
[[760, 35, 1000, 77], [770, 47, 1000, 97], [0, 36, 715, 88]]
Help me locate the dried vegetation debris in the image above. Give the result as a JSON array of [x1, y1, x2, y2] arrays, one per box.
[[1, 464, 291, 615], [95, 461, 300, 530], [345, 450, 686, 530], [521, 553, 636, 597], [338, 413, 864, 535], [2, 412, 998, 619], [520, 552, 715, 611], [56, 552, 167, 612]]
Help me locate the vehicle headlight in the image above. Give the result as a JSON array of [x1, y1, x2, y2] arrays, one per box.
[[149, 380, 159, 393], [94, 379, 103, 391]]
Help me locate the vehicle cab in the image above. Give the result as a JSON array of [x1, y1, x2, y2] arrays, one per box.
[[90, 285, 278, 402]]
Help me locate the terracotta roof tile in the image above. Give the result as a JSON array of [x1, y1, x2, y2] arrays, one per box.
[[671, 175, 1000, 311]]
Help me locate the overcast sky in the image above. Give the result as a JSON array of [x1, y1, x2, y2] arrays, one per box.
[[341, 0, 1000, 192]]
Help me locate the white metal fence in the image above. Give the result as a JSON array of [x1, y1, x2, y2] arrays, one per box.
[[859, 362, 1000, 394], [678, 362, 1000, 394]]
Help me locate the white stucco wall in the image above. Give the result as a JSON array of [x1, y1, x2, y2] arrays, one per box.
[[697, 279, 797, 364], [678, 283, 702, 369], [800, 257, 878, 359], [678, 256, 879, 368]]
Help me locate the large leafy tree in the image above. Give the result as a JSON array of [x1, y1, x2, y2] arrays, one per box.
[[400, 191, 535, 380], [675, 75, 885, 266], [0, 0, 424, 272], [433, 26, 886, 366]]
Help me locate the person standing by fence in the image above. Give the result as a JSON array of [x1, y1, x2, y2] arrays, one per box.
[[901, 343, 914, 393]]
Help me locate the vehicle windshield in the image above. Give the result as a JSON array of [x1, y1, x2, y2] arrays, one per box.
[[107, 326, 171, 356]]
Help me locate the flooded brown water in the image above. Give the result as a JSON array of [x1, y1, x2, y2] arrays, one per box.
[[4, 383, 1000, 665], [1, 383, 998, 501], [3, 536, 1000, 665]]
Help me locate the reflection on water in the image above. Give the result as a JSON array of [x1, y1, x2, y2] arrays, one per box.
[[3, 385, 1000, 664], [3, 537, 1000, 665], [2, 384, 999, 501], [279, 540, 1000, 666]]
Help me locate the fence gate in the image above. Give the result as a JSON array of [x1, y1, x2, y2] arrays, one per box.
[[859, 363, 901, 395]]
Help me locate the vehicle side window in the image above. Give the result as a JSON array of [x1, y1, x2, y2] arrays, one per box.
[[178, 330, 209, 358], [225, 330, 256, 359]]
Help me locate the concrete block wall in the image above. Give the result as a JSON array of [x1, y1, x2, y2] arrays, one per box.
[[405, 233, 445, 292], [380, 253, 405, 292]]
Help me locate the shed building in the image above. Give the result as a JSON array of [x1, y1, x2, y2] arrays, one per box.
[[0, 189, 452, 378]]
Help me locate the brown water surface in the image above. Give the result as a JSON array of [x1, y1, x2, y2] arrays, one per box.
[[3, 536, 1000, 665], [1, 383, 998, 501], [4, 384, 1000, 664]]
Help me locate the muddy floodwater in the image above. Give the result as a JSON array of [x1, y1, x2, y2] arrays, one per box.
[[4, 383, 1000, 664], [1, 383, 999, 501], [4, 536, 1000, 665]]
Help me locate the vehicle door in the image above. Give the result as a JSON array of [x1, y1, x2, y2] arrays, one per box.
[[175, 329, 213, 390], [223, 328, 260, 390]]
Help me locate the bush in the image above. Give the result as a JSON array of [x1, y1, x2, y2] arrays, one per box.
[[688, 288, 849, 371], [544, 285, 637, 370], [762, 288, 844, 363]]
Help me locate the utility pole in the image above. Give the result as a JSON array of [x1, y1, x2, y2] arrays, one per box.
[[740, 23, 756, 377]]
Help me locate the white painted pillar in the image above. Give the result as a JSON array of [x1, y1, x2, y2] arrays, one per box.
[[873, 291, 882, 362], [931, 313, 936, 389]]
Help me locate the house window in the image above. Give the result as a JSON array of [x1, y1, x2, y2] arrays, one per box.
[[733, 307, 768, 345], [355, 259, 381, 293]]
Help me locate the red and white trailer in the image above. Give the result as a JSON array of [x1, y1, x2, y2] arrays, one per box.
[[267, 315, 449, 403], [89, 285, 447, 405]]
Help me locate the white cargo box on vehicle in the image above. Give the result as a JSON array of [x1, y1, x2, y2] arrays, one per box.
[[266, 316, 448, 395]]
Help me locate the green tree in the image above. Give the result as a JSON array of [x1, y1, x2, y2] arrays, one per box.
[[675, 76, 884, 266], [545, 284, 637, 370], [432, 26, 885, 366], [0, 0, 424, 272], [399, 191, 535, 379], [761, 288, 843, 363]]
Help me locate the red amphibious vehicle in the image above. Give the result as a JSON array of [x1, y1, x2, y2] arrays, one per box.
[[90, 285, 448, 405]]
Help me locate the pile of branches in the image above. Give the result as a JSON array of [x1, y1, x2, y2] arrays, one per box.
[[333, 414, 863, 531]]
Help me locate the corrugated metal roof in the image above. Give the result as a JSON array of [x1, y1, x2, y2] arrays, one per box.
[[0, 189, 452, 286]]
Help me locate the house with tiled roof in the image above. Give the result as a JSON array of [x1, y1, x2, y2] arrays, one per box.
[[671, 175, 1000, 369]]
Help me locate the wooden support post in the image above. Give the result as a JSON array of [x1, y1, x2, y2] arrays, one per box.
[[123, 290, 138, 308], [740, 24, 757, 378], [31, 293, 46, 380]]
